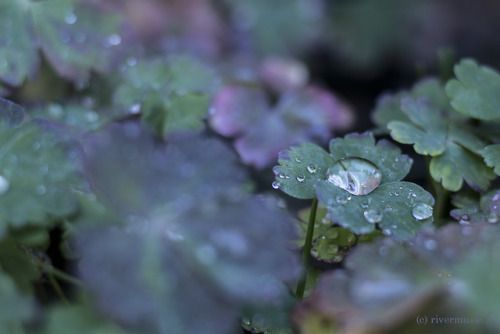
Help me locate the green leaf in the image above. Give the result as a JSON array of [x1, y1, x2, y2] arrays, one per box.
[[446, 59, 500, 120], [0, 0, 123, 86], [430, 142, 495, 191], [315, 180, 434, 240], [372, 77, 449, 128], [0, 270, 35, 333], [0, 120, 82, 234], [272, 143, 334, 199], [0, 238, 39, 293], [113, 56, 216, 136], [329, 132, 413, 184], [482, 144, 500, 175], [0, 98, 25, 129], [42, 305, 126, 334], [388, 98, 446, 155]]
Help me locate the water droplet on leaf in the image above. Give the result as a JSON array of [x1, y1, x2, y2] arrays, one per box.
[[0, 175, 9, 195], [459, 214, 471, 225], [382, 228, 392, 236], [363, 209, 383, 223], [412, 203, 433, 220], [307, 164, 317, 173], [296, 174, 305, 182], [336, 195, 348, 204], [295, 157, 302, 163], [129, 103, 141, 114], [36, 185, 46, 195], [272, 181, 281, 189], [326, 158, 381, 195]]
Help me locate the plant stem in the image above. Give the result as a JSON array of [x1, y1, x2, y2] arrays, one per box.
[[295, 196, 318, 298], [32, 257, 84, 287], [47, 273, 70, 306], [425, 157, 450, 224]]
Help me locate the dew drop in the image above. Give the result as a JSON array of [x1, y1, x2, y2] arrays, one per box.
[[385, 205, 394, 212], [32, 142, 41, 151], [382, 228, 392, 236], [295, 157, 302, 163], [412, 203, 433, 220], [0, 175, 10, 195], [360, 200, 370, 209], [296, 174, 305, 182], [363, 209, 383, 223], [326, 158, 381, 195], [307, 164, 317, 173], [64, 12, 77, 24], [272, 181, 281, 189], [241, 318, 252, 327], [491, 193, 500, 214], [487, 212, 498, 224], [336, 195, 348, 204], [458, 214, 471, 225]]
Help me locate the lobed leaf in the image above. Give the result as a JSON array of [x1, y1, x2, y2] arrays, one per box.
[[446, 59, 500, 120], [315, 181, 434, 240], [329, 132, 413, 184], [482, 144, 500, 175], [388, 98, 446, 155], [430, 142, 495, 192], [273, 143, 334, 199]]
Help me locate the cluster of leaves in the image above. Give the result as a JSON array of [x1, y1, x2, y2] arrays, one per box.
[[2, 1, 500, 334]]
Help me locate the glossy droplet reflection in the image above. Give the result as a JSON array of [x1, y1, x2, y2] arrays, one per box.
[[363, 208, 383, 224], [412, 203, 433, 220], [296, 174, 305, 182], [307, 164, 317, 173], [326, 158, 382, 196]]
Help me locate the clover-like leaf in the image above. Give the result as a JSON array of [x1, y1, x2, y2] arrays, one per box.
[[430, 141, 494, 191], [387, 97, 495, 191], [79, 121, 300, 333], [272, 143, 334, 199], [482, 144, 500, 176], [0, 0, 124, 86], [211, 84, 353, 169], [329, 132, 412, 183], [0, 270, 35, 333], [0, 112, 82, 235], [315, 181, 434, 240], [446, 59, 500, 120], [113, 56, 215, 136], [372, 77, 450, 128], [388, 98, 447, 155]]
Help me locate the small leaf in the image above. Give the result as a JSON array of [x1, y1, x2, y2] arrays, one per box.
[[0, 120, 82, 234], [329, 132, 413, 184], [372, 77, 450, 128], [273, 143, 334, 199], [315, 180, 434, 240], [446, 59, 500, 120], [388, 98, 446, 155], [430, 142, 495, 191], [482, 144, 500, 175]]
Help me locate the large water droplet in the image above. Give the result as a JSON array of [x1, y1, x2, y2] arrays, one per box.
[[412, 203, 433, 220], [307, 164, 317, 173], [296, 174, 305, 182], [363, 209, 383, 223], [0, 175, 10, 195], [326, 158, 382, 195]]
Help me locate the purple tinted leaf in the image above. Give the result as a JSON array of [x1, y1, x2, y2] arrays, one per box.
[[258, 57, 309, 92], [210, 85, 269, 137]]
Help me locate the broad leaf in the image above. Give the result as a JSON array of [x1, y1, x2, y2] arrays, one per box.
[[446, 59, 500, 120], [0, 0, 124, 86], [0, 118, 82, 234], [79, 121, 300, 333], [315, 181, 434, 240]]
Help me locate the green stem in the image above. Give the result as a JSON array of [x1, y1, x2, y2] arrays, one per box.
[[426, 157, 450, 224], [295, 196, 318, 298], [33, 257, 84, 287], [47, 273, 70, 306]]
